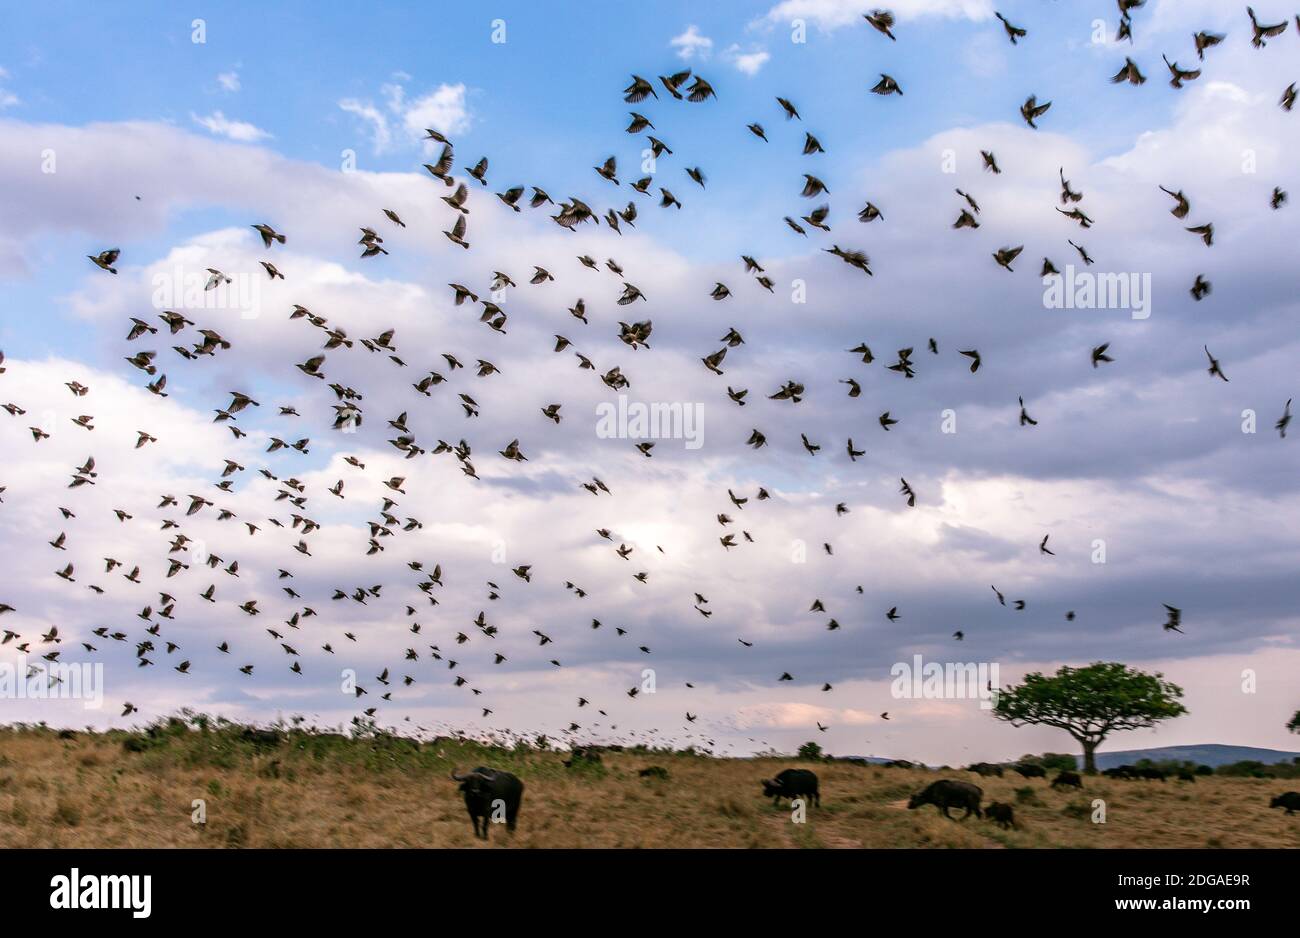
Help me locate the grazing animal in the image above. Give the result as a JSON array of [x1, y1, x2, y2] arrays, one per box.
[[761, 768, 820, 807], [1014, 763, 1047, 779], [1136, 766, 1167, 782], [450, 767, 524, 840], [967, 762, 1004, 777], [240, 727, 283, 748], [908, 779, 983, 819], [1103, 765, 1136, 779], [1051, 770, 1083, 790], [1269, 792, 1300, 815], [562, 745, 603, 767], [984, 801, 1016, 829]]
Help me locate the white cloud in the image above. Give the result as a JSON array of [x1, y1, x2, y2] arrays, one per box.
[[338, 98, 393, 154], [191, 110, 271, 142], [670, 25, 714, 61], [5, 12, 1300, 756], [398, 82, 471, 139], [733, 702, 876, 729], [756, 0, 993, 32], [724, 44, 771, 76], [0, 66, 16, 109], [340, 80, 470, 155], [216, 70, 241, 93]]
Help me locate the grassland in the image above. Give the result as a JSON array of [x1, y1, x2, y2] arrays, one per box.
[[1, 718, 1297, 848]]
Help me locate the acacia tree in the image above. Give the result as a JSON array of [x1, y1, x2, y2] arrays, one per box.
[[992, 662, 1187, 774], [1288, 710, 1299, 734]]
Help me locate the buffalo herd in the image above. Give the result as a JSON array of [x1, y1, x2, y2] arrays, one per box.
[[447, 755, 1300, 840]]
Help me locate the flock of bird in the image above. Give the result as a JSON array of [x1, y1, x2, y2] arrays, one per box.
[[2, 3, 1296, 753]]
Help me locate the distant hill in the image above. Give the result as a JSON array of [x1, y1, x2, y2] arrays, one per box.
[[838, 745, 1300, 770], [1092, 744, 1300, 769]]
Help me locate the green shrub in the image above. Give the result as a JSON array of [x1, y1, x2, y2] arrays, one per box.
[[797, 741, 824, 761]]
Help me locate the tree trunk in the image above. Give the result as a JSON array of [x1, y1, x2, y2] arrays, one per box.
[[1081, 738, 1099, 775]]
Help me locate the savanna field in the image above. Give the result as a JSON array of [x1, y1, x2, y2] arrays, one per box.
[[2, 720, 1296, 849]]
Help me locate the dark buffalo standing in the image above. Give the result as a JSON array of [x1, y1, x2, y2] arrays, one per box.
[[908, 779, 983, 820], [1103, 765, 1136, 779], [1051, 771, 1083, 790], [1014, 763, 1046, 779], [1136, 766, 1167, 782], [562, 746, 602, 768], [968, 762, 1004, 777], [241, 727, 283, 749], [450, 767, 524, 840], [761, 768, 820, 807], [1270, 792, 1300, 815], [984, 801, 1016, 829]]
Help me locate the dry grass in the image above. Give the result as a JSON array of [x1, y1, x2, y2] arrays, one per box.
[[1, 724, 1297, 848]]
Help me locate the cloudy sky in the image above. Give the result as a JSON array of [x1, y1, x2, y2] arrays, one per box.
[[1, 0, 1297, 764]]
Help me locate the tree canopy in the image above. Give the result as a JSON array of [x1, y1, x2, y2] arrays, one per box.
[[992, 662, 1187, 773]]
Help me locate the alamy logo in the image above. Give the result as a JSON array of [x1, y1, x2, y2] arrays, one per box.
[[0, 656, 103, 709], [1042, 265, 1151, 320], [151, 265, 261, 319], [890, 654, 1000, 710], [49, 869, 151, 918], [595, 395, 704, 450]]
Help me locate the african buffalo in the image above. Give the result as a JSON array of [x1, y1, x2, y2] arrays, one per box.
[[984, 801, 1016, 829], [1270, 792, 1300, 815], [1136, 766, 1167, 782], [1103, 765, 1136, 779], [1014, 763, 1046, 779], [967, 762, 1004, 777], [562, 746, 602, 768], [241, 728, 283, 748], [908, 779, 983, 820], [450, 766, 524, 840], [1051, 771, 1083, 790], [761, 768, 820, 807]]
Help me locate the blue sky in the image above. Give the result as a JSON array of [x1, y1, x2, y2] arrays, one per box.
[[1, 0, 1298, 763], [3, 0, 1186, 361]]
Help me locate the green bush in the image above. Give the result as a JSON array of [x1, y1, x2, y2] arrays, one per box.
[[797, 741, 824, 761]]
